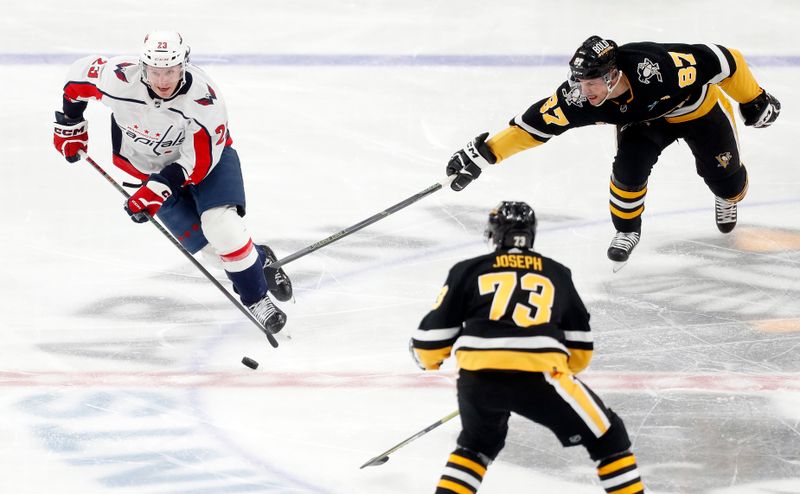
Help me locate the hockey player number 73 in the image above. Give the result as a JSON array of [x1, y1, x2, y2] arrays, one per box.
[[478, 272, 555, 326]]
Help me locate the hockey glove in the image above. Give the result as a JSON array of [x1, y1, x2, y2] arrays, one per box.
[[125, 164, 185, 222], [445, 132, 497, 191], [53, 111, 88, 163], [740, 89, 781, 128], [409, 338, 427, 371]]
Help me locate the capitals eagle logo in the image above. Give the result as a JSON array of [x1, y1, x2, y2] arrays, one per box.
[[194, 84, 217, 106]]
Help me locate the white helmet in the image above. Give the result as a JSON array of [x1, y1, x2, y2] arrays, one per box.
[[140, 31, 189, 68], [139, 31, 190, 95]]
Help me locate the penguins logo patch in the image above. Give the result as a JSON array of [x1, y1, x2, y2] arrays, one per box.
[[562, 85, 586, 107], [716, 152, 733, 168], [637, 58, 663, 84]]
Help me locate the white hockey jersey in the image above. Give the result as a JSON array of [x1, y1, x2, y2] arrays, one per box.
[[62, 55, 232, 184]]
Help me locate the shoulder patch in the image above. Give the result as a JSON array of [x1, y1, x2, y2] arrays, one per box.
[[637, 58, 663, 84], [113, 62, 136, 82], [562, 84, 586, 107], [194, 84, 217, 106]]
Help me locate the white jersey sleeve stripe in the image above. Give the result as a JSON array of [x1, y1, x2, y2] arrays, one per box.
[[705, 43, 731, 84]]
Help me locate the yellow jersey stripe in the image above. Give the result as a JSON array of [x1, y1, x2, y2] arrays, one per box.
[[415, 347, 451, 370], [457, 349, 570, 373], [666, 84, 721, 124], [567, 348, 592, 374]]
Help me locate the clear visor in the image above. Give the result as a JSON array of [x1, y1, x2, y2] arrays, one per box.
[[567, 69, 616, 98], [143, 64, 183, 86]]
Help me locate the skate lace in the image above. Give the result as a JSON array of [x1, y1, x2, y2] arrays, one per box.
[[715, 197, 737, 223], [609, 231, 640, 252], [264, 259, 288, 286], [249, 297, 277, 324], [272, 269, 287, 285], [262, 248, 288, 286]]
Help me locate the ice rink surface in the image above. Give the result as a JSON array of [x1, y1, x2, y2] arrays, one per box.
[[2, 1, 799, 493]]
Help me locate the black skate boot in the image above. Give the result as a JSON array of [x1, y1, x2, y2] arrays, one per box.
[[258, 245, 293, 302], [607, 231, 640, 263], [248, 294, 287, 334], [715, 196, 737, 233]]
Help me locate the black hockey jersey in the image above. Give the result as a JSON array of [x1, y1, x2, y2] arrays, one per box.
[[487, 42, 763, 161], [411, 248, 592, 374]]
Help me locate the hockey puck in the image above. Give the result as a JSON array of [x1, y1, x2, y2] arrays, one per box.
[[241, 356, 259, 369]]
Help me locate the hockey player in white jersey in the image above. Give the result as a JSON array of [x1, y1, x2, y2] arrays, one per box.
[[52, 31, 292, 334]]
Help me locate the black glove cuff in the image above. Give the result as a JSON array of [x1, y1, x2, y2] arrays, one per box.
[[62, 95, 88, 121], [740, 90, 768, 125], [54, 110, 85, 126], [156, 163, 187, 192]]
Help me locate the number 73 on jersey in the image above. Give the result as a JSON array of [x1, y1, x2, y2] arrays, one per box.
[[478, 272, 555, 327]]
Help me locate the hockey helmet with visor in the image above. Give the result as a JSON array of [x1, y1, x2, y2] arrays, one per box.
[[139, 31, 190, 98], [485, 201, 538, 250]]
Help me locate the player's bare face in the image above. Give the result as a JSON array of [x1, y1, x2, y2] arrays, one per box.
[[578, 76, 610, 106], [144, 65, 182, 98]]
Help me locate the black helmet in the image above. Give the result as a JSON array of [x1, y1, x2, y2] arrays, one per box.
[[485, 201, 537, 250], [569, 35, 618, 80]]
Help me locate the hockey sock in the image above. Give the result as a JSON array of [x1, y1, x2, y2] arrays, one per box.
[[609, 178, 646, 233], [222, 239, 267, 305], [596, 451, 645, 494], [435, 448, 488, 494]]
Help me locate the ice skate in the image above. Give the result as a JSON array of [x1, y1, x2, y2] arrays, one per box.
[[715, 196, 737, 233], [607, 231, 640, 272], [258, 244, 293, 302], [248, 294, 287, 334]]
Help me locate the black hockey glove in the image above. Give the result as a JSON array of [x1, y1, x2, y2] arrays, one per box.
[[740, 89, 781, 128], [445, 132, 497, 191]]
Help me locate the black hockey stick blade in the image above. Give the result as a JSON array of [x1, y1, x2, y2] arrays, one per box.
[[359, 409, 459, 469], [359, 455, 390, 469]]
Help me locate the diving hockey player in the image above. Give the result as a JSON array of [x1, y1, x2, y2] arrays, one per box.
[[445, 36, 780, 266], [411, 201, 646, 494], [52, 31, 292, 333]]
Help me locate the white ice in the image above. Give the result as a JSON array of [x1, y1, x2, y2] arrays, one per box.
[[1, 1, 799, 493]]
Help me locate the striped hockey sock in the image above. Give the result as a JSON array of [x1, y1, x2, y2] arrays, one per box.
[[609, 178, 647, 232], [435, 448, 488, 494], [597, 451, 645, 494]]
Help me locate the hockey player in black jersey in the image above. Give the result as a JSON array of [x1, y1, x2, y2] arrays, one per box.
[[445, 36, 781, 266], [411, 202, 645, 494]]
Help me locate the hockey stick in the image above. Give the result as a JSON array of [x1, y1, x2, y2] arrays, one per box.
[[359, 409, 459, 468], [270, 176, 455, 269], [79, 152, 279, 348]]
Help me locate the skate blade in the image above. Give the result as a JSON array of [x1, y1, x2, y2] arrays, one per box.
[[612, 260, 628, 273]]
